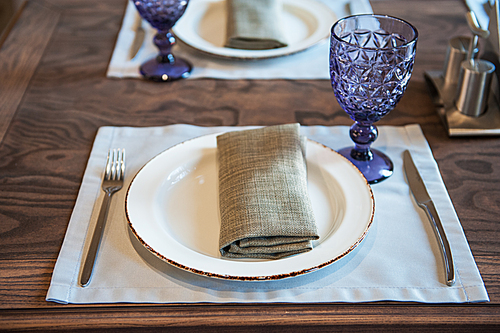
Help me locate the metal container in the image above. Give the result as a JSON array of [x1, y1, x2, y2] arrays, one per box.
[[455, 59, 496, 116], [443, 36, 472, 85]]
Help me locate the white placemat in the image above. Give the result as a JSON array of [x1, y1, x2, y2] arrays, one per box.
[[106, 0, 373, 79], [46, 124, 489, 304]]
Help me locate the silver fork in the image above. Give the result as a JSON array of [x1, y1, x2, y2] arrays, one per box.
[[80, 148, 125, 287]]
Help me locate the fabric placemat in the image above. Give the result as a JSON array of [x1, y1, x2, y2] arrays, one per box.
[[46, 124, 489, 304], [106, 0, 373, 79]]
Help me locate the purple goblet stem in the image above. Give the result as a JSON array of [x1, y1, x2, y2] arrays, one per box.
[[154, 30, 176, 63], [349, 123, 378, 161]]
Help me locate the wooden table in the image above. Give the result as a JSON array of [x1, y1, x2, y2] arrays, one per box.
[[1, 0, 499, 331]]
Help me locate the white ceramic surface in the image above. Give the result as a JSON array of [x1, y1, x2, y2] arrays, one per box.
[[172, 0, 337, 60], [125, 133, 374, 280]]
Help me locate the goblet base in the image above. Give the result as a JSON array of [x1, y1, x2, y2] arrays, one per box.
[[338, 147, 393, 184], [140, 57, 192, 82]]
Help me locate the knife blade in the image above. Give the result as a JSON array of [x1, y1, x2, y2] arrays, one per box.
[[129, 14, 145, 60], [403, 150, 455, 286]]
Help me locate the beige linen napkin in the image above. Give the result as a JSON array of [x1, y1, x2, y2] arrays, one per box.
[[217, 124, 319, 259], [225, 0, 288, 50]]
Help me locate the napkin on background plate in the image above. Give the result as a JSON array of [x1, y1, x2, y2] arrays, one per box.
[[107, 0, 373, 79], [225, 0, 288, 50], [217, 124, 318, 259], [46, 124, 489, 304]]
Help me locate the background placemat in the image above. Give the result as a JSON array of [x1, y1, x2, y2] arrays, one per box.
[[106, 0, 373, 79], [46, 124, 489, 304]]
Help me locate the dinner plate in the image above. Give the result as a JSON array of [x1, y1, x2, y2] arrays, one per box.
[[126, 133, 374, 280], [172, 0, 337, 60]]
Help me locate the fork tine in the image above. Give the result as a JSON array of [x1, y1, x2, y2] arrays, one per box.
[[112, 149, 118, 181], [105, 149, 112, 181], [119, 149, 125, 180]]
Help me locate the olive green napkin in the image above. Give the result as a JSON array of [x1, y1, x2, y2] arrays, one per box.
[[217, 124, 318, 259], [225, 0, 288, 50]]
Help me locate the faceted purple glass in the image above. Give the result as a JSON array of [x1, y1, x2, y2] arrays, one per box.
[[330, 15, 418, 183], [132, 0, 192, 82]]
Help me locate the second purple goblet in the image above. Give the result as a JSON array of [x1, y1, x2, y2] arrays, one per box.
[[133, 0, 192, 82]]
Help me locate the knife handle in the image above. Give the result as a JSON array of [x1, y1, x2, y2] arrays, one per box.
[[421, 200, 455, 286]]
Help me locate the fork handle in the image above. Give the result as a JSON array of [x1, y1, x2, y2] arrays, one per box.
[[80, 190, 114, 287]]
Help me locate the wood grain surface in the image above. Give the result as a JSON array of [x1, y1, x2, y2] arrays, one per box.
[[0, 0, 499, 330], [0, 1, 59, 143]]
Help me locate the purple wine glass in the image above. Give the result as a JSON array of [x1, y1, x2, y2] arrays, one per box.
[[330, 15, 418, 183], [132, 0, 192, 82]]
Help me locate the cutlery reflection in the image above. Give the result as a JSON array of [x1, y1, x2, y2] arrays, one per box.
[[403, 150, 455, 286], [129, 13, 145, 60], [80, 149, 126, 287]]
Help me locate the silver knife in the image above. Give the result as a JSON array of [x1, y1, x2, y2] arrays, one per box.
[[403, 150, 455, 286], [129, 13, 145, 60]]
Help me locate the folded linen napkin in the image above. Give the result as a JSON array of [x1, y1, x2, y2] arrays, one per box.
[[225, 0, 288, 50], [217, 124, 319, 259]]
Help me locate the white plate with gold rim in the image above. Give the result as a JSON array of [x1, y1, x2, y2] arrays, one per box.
[[125, 133, 374, 280], [172, 0, 337, 60]]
